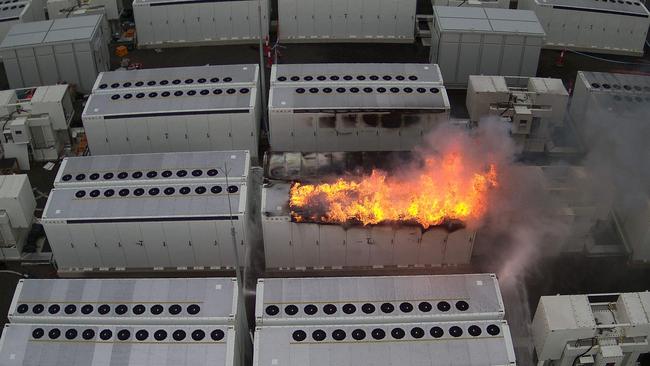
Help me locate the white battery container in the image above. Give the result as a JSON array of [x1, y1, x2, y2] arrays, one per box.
[[255, 274, 505, 325]]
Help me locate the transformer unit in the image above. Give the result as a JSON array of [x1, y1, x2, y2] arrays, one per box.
[[432, 0, 510, 7], [0, 175, 36, 260], [82, 65, 260, 160], [430, 7, 545, 88], [42, 154, 251, 272], [466, 75, 569, 153], [8, 277, 237, 325], [53, 150, 250, 187], [277, 0, 415, 43], [261, 182, 475, 269], [0, 15, 110, 94], [255, 274, 504, 325], [0, 323, 237, 366], [268, 63, 450, 152], [254, 321, 516, 366], [532, 292, 650, 366], [518, 0, 650, 56], [133, 0, 269, 48], [0, 85, 75, 170]]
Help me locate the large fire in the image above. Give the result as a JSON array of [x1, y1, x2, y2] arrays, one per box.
[[289, 152, 498, 228]]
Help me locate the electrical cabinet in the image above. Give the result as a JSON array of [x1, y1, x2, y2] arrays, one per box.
[[8, 278, 237, 324], [83, 65, 260, 159], [518, 0, 650, 56], [268, 63, 450, 152], [261, 182, 475, 269], [430, 6, 545, 88], [0, 323, 237, 366], [0, 15, 110, 94], [255, 274, 504, 325], [42, 151, 253, 272], [277, 0, 415, 42], [254, 321, 516, 366], [133, 0, 269, 48]]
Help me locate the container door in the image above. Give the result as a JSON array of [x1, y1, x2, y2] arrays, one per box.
[[443, 229, 474, 265], [438, 40, 459, 85], [479, 37, 502, 75], [216, 220, 245, 268], [126, 118, 151, 153], [379, 0, 397, 38], [292, 115, 317, 151], [313, 0, 332, 38], [162, 221, 196, 267], [92, 223, 126, 268], [84, 119, 111, 155], [361, 0, 379, 38], [186, 115, 211, 152], [268, 113, 294, 151], [166, 119, 189, 151], [231, 2, 249, 39], [262, 219, 293, 268], [231, 113, 255, 152], [147, 117, 169, 152], [331, 0, 348, 39], [400, 112, 423, 150], [208, 114, 232, 150], [457, 43, 480, 87], [277, 0, 296, 39], [378, 111, 402, 151], [420, 228, 446, 266], [133, 5, 154, 45], [190, 221, 221, 268], [393, 226, 421, 266], [140, 222, 171, 268], [297, 0, 315, 38], [117, 223, 148, 268], [18, 49, 41, 87], [318, 224, 346, 267], [358, 113, 379, 150], [395, 0, 415, 39], [291, 223, 319, 268], [152, 6, 171, 43], [168, 5, 186, 42], [346, 0, 364, 38], [198, 3, 216, 40], [36, 47, 59, 86], [369, 226, 394, 266], [335, 113, 359, 151], [69, 224, 102, 268], [215, 2, 232, 40], [345, 227, 370, 266], [45, 224, 79, 268], [184, 3, 201, 42], [106, 119, 131, 154], [500, 44, 523, 77], [521, 45, 541, 77], [248, 0, 260, 39]]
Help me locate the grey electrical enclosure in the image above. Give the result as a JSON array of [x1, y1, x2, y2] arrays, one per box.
[[0, 1, 39, 42], [0, 15, 110, 94], [268, 63, 450, 152], [8, 277, 237, 325], [255, 274, 505, 325], [133, 0, 269, 48], [430, 6, 545, 88], [0, 323, 237, 366], [42, 151, 252, 273], [518, 0, 650, 56], [83, 65, 260, 159], [254, 321, 516, 366]]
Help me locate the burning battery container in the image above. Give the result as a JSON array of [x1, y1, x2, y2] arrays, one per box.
[[255, 274, 504, 325], [83, 64, 260, 159], [430, 7, 545, 88], [518, 0, 650, 56], [133, 0, 269, 48], [262, 182, 475, 269], [268, 63, 450, 152], [42, 151, 252, 273], [0, 323, 237, 366], [8, 277, 237, 325], [0, 15, 110, 94], [254, 321, 516, 366]]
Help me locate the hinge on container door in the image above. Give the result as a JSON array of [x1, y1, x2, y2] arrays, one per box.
[[146, 136, 150, 140], [311, 15, 314, 19], [126, 136, 129, 141], [137, 240, 143, 246], [291, 131, 294, 136], [289, 240, 292, 246], [313, 131, 316, 136], [188, 241, 192, 247], [184, 134, 188, 139], [94, 243, 98, 247], [214, 240, 218, 246], [228, 132, 232, 137], [70, 243, 74, 248], [118, 242, 122, 247], [162, 241, 166, 247], [398, 131, 401, 136], [164, 133, 169, 139], [316, 240, 319, 245], [206, 133, 210, 138], [105, 137, 108, 142]]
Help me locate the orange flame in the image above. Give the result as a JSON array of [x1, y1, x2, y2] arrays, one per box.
[[289, 152, 498, 228]]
